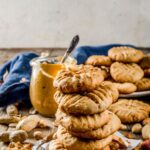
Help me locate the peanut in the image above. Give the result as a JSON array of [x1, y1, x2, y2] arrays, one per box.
[[142, 124, 150, 139], [0, 131, 10, 142], [0, 115, 20, 124], [0, 130, 28, 143], [0, 124, 8, 132], [16, 115, 40, 132], [131, 123, 142, 133], [9, 130, 28, 142], [33, 131, 43, 140], [6, 105, 18, 116]]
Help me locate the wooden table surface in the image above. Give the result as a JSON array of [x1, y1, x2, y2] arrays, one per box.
[[0, 48, 66, 65]]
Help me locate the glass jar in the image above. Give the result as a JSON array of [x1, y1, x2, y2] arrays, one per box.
[[30, 55, 76, 117]]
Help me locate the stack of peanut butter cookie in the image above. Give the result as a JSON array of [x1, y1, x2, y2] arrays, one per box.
[[49, 65, 121, 150], [86, 46, 150, 94]]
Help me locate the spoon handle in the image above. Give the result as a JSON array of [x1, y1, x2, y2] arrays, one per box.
[[61, 35, 79, 63]]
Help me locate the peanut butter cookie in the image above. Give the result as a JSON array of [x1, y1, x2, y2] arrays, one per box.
[[102, 81, 137, 94], [55, 109, 111, 132], [56, 125, 113, 150], [135, 78, 150, 91], [54, 65, 104, 93], [108, 46, 144, 63], [55, 83, 119, 115], [113, 82, 137, 94], [85, 55, 112, 66], [70, 113, 121, 140], [110, 62, 144, 83], [109, 99, 150, 123]]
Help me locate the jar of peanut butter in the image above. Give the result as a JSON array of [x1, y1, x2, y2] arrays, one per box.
[[30, 55, 76, 117]]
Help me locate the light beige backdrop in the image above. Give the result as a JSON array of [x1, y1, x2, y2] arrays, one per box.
[[0, 0, 149, 47]]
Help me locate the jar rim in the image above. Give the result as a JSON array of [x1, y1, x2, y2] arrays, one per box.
[[30, 55, 77, 66]]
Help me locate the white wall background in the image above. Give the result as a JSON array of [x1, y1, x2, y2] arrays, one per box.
[[0, 0, 149, 48]]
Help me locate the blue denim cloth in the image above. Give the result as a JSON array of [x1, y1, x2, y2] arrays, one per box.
[[0, 52, 38, 106], [72, 44, 135, 64]]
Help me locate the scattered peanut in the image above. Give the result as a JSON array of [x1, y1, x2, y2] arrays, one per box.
[[8, 142, 32, 150], [0, 115, 20, 124], [142, 124, 150, 139], [9, 123, 18, 128], [29, 107, 37, 115], [38, 116, 54, 128], [9, 130, 28, 142], [0, 130, 28, 143], [120, 124, 128, 131], [17, 114, 54, 132], [24, 138, 37, 145], [6, 105, 18, 116], [0, 124, 8, 132], [0, 108, 6, 116], [0, 142, 8, 150], [131, 123, 142, 133], [28, 128, 52, 139], [141, 139, 150, 150], [120, 124, 131, 131], [0, 105, 56, 149], [7, 126, 16, 132], [0, 131, 10, 142], [16, 115, 40, 132], [33, 131, 43, 140]]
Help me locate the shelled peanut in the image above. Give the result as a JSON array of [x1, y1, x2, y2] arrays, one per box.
[[0, 104, 56, 149]]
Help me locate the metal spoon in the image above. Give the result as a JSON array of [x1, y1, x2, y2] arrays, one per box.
[[61, 35, 79, 63]]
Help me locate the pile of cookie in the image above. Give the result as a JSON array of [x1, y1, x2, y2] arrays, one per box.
[[85, 46, 150, 94], [49, 65, 121, 150], [109, 99, 150, 144], [85, 46, 150, 148]]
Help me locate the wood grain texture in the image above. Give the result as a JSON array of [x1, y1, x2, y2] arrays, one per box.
[[0, 48, 66, 65]]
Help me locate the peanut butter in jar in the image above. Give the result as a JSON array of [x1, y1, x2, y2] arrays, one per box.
[[30, 56, 76, 117]]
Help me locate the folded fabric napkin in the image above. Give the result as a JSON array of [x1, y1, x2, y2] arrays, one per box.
[[0, 52, 38, 106], [0, 44, 135, 106]]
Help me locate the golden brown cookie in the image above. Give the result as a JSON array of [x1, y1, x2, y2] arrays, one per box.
[[144, 68, 150, 77], [56, 125, 113, 150], [55, 109, 111, 132], [54, 65, 104, 93], [85, 55, 112, 66], [110, 62, 144, 83], [109, 99, 150, 123], [140, 54, 150, 69], [102, 81, 137, 94], [108, 46, 144, 63], [70, 113, 121, 140], [113, 82, 137, 94], [135, 78, 150, 91], [54, 83, 119, 115]]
